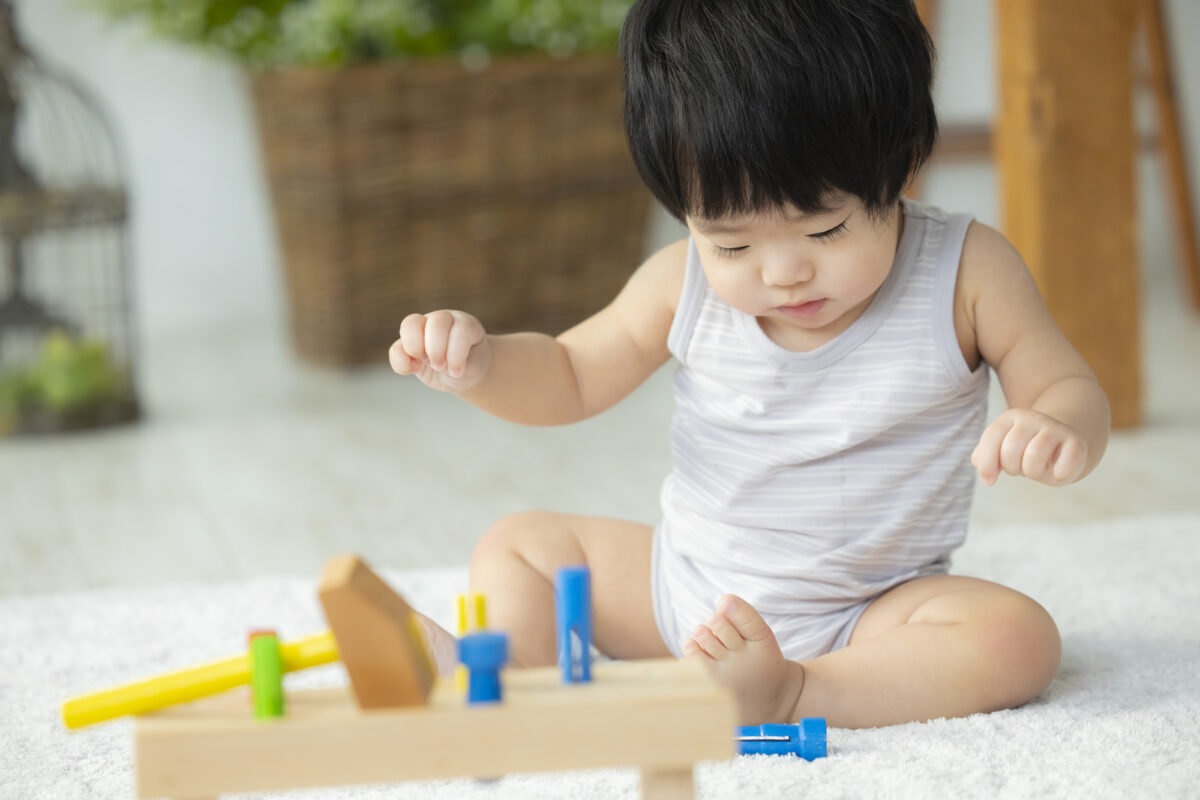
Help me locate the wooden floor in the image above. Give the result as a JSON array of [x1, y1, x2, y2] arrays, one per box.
[[3, 201, 1199, 598]]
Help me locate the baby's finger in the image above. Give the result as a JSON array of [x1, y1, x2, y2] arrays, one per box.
[[423, 310, 455, 370], [388, 339, 419, 375], [998, 422, 1039, 477], [1020, 428, 1060, 483], [445, 313, 483, 377], [399, 314, 429, 361], [972, 415, 1014, 485], [1051, 437, 1087, 484]]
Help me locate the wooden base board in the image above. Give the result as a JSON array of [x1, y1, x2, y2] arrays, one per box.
[[135, 657, 736, 800]]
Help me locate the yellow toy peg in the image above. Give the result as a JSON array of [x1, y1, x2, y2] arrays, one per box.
[[455, 592, 487, 693], [62, 630, 338, 730]]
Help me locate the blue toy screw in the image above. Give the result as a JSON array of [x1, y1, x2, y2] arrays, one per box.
[[736, 719, 827, 760], [458, 631, 508, 704], [555, 566, 592, 683]]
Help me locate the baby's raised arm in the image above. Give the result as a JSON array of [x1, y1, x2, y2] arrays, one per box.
[[959, 223, 1111, 487], [389, 239, 686, 426]]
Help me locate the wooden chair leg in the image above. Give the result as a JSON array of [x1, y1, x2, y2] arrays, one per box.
[[1142, 0, 1200, 310], [995, 0, 1142, 428]]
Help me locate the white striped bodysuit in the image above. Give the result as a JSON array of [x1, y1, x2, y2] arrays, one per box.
[[651, 199, 990, 660]]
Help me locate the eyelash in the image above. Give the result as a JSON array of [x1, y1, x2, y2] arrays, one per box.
[[710, 222, 848, 258], [812, 222, 848, 242]]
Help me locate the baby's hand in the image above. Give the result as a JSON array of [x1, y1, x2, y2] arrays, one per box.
[[971, 408, 1088, 487], [389, 310, 490, 393]]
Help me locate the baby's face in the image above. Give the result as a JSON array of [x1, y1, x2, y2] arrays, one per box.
[[686, 195, 903, 350]]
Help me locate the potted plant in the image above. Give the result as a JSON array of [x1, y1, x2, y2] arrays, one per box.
[[84, 0, 647, 365], [0, 329, 133, 436]]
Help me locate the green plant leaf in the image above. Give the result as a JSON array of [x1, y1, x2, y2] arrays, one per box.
[[78, 0, 633, 67]]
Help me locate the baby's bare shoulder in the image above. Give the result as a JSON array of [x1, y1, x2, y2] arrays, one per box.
[[960, 221, 1024, 279], [951, 221, 1034, 369], [636, 236, 690, 315], [958, 222, 1036, 320]]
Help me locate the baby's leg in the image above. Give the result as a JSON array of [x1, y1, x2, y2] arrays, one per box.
[[801, 575, 1061, 727], [464, 511, 671, 667], [685, 576, 1061, 728]]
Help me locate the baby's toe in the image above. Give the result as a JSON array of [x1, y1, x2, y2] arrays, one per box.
[[705, 612, 746, 652], [693, 624, 731, 659], [716, 594, 776, 646]]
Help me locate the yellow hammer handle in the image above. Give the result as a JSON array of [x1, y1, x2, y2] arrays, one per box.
[[61, 630, 339, 730]]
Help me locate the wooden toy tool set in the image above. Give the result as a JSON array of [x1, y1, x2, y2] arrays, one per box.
[[62, 555, 825, 799]]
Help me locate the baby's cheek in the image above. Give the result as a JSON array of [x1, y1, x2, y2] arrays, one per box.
[[709, 278, 763, 316]]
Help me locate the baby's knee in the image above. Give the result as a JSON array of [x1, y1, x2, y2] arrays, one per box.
[[470, 511, 560, 575], [472, 511, 536, 562], [976, 595, 1061, 709]]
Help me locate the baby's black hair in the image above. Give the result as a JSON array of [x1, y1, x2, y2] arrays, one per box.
[[619, 0, 937, 223]]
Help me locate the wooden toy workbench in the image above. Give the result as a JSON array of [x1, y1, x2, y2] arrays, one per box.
[[135, 657, 737, 800]]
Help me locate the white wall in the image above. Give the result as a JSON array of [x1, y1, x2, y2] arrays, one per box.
[[15, 0, 1200, 340], [15, 0, 283, 337]]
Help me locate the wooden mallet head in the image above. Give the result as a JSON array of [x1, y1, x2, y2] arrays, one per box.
[[318, 554, 436, 709]]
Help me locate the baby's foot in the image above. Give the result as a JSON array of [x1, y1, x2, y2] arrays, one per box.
[[681, 594, 805, 725], [413, 611, 459, 677]]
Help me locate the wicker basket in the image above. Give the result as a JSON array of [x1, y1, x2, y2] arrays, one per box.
[[251, 55, 650, 366]]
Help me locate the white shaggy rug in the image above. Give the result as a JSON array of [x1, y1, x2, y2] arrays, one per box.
[[3, 515, 1199, 799]]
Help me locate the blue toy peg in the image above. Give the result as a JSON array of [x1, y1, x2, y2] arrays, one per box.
[[555, 565, 592, 683], [458, 631, 508, 704], [736, 719, 827, 760]]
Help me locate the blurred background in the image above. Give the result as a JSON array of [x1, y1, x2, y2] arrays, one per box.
[[1, 0, 1198, 597]]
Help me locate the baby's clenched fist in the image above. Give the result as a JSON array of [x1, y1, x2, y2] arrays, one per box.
[[971, 408, 1087, 487], [389, 310, 490, 393]]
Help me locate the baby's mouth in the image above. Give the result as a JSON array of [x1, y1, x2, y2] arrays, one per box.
[[778, 299, 827, 317]]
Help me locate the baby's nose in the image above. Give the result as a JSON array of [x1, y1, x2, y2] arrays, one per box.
[[762, 258, 814, 286]]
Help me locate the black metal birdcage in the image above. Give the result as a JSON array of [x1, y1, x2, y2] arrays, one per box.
[[0, 0, 138, 435]]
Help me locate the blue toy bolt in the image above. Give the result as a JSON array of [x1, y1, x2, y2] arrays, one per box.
[[555, 565, 592, 684], [736, 719, 827, 760], [458, 631, 509, 704]]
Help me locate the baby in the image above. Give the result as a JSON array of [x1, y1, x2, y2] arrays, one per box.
[[392, 0, 1110, 729]]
